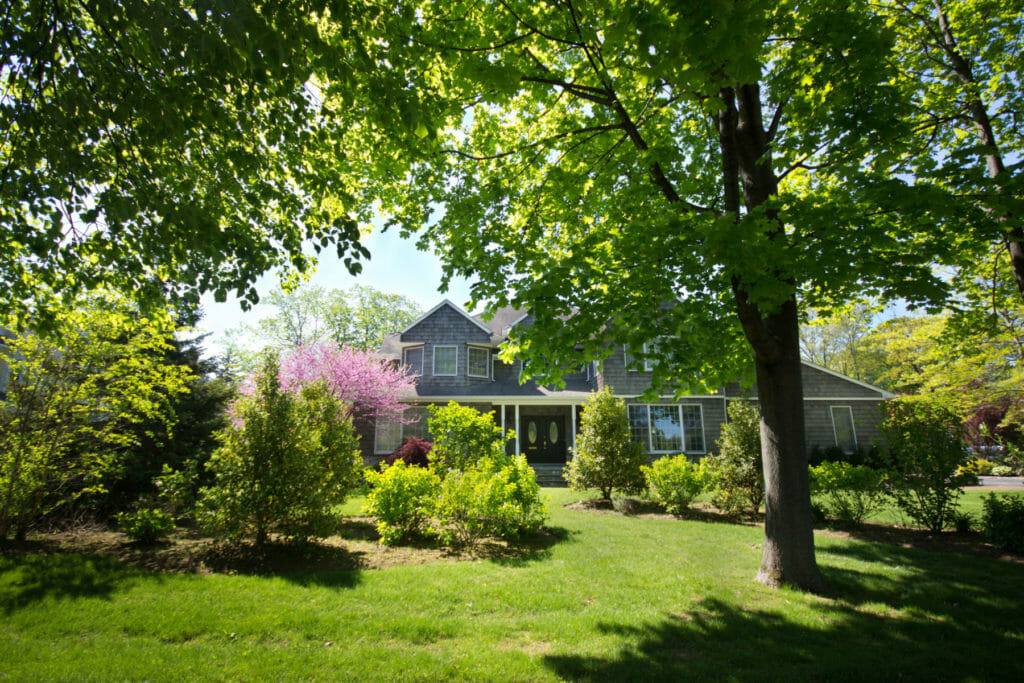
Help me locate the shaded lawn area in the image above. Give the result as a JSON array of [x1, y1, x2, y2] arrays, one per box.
[[1, 488, 1022, 681]]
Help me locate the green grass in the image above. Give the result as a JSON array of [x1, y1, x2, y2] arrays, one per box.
[[2, 487, 1023, 681]]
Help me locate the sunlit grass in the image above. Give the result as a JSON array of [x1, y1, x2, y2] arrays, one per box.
[[1, 487, 1022, 680]]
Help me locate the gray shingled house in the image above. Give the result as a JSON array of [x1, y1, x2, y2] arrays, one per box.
[[367, 299, 893, 479]]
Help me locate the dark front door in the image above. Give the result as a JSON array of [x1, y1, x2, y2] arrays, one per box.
[[521, 414, 567, 463]]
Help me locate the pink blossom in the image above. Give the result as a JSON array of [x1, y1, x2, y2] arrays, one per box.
[[279, 342, 416, 424]]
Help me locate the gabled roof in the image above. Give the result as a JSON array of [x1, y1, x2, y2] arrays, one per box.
[[473, 304, 527, 336], [400, 299, 494, 337], [801, 360, 897, 399]]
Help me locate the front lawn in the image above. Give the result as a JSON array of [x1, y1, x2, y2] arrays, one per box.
[[2, 488, 1022, 680]]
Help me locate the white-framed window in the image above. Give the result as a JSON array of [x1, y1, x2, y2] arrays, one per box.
[[467, 346, 489, 378], [625, 339, 664, 372], [628, 405, 650, 449], [649, 405, 683, 451], [627, 403, 707, 454], [831, 405, 856, 453], [433, 345, 457, 376], [681, 404, 705, 453], [403, 346, 423, 376], [374, 419, 403, 454]]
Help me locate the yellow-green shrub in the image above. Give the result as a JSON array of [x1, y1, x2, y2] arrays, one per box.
[[642, 455, 710, 515]]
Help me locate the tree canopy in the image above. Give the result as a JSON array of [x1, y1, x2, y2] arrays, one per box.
[[1, 0, 368, 324], [322, 0, 977, 591]]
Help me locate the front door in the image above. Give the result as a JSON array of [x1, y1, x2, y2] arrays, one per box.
[[521, 414, 567, 463]]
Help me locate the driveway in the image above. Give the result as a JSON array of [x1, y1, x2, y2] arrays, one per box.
[[972, 476, 1024, 489]]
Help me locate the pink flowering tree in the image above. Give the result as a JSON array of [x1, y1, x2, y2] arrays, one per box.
[[278, 342, 415, 426]]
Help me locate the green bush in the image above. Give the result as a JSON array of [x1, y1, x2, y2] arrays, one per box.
[[981, 493, 1024, 553], [707, 401, 763, 516], [642, 455, 710, 515], [198, 354, 363, 546], [475, 454, 546, 539], [880, 398, 971, 532], [363, 462, 440, 545], [808, 462, 887, 525], [991, 465, 1014, 477], [427, 402, 507, 474], [116, 508, 176, 543], [433, 454, 546, 547], [565, 388, 646, 500]]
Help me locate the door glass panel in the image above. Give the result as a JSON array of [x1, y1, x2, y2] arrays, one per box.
[[549, 421, 559, 444], [527, 420, 538, 444]]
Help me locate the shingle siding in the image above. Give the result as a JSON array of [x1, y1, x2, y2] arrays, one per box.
[[401, 304, 494, 391]]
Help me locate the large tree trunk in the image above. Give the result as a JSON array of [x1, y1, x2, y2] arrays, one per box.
[[740, 298, 826, 592], [718, 83, 826, 593]]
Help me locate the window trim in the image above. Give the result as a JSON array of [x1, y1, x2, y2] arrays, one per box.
[[680, 403, 707, 454], [647, 404, 684, 453], [402, 346, 424, 376], [467, 345, 490, 378], [432, 345, 458, 376], [830, 405, 857, 454], [628, 402, 707, 454], [373, 418, 403, 454]]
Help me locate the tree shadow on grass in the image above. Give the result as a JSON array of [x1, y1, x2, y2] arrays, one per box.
[[197, 541, 364, 589], [544, 548, 1024, 681], [478, 525, 576, 566], [0, 551, 145, 614]]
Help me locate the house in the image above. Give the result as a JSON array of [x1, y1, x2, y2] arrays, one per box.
[[366, 299, 894, 475]]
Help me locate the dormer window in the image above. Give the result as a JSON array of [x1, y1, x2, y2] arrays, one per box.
[[467, 346, 489, 378], [433, 345, 457, 376]]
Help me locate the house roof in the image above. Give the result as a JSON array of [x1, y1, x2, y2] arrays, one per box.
[[400, 373, 595, 403], [473, 304, 528, 337], [800, 360, 897, 399], [401, 299, 494, 337]]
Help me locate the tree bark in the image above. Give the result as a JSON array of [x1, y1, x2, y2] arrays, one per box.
[[736, 295, 825, 592], [719, 83, 826, 593]]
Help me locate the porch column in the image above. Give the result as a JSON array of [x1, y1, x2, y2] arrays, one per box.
[[570, 404, 577, 459], [515, 404, 521, 456]]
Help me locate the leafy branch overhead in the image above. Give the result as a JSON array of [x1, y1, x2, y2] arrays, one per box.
[[1, 0, 370, 322]]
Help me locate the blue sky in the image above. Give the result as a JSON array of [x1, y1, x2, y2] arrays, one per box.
[[197, 225, 476, 356]]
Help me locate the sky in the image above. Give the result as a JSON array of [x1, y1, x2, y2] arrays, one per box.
[[197, 225, 476, 357]]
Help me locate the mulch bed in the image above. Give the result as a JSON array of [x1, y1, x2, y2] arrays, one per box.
[[0, 517, 563, 577]]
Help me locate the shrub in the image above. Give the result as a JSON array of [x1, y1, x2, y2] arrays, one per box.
[[198, 354, 363, 546], [433, 454, 546, 547], [427, 402, 507, 474], [383, 437, 433, 468], [960, 457, 994, 476], [475, 454, 546, 539], [363, 462, 440, 545], [642, 455, 710, 515], [808, 462, 887, 525], [991, 465, 1014, 477], [981, 493, 1024, 553], [880, 398, 971, 532], [565, 388, 646, 500], [706, 401, 763, 516], [154, 461, 200, 521], [116, 508, 176, 544], [433, 468, 489, 547]]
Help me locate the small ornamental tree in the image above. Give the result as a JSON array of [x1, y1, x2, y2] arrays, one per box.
[[566, 388, 646, 500], [707, 402, 765, 516], [199, 353, 362, 546], [279, 342, 416, 428], [880, 397, 971, 532], [0, 295, 191, 540], [427, 402, 508, 474]]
